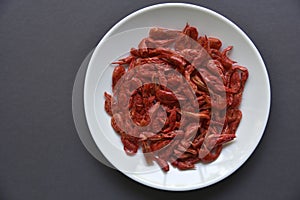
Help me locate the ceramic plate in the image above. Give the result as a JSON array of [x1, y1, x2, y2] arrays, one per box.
[[84, 3, 271, 191]]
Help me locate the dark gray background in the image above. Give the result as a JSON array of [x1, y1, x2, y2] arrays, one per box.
[[1, 0, 299, 199]]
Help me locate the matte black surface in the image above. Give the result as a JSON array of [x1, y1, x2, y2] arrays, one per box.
[[0, 0, 299, 199]]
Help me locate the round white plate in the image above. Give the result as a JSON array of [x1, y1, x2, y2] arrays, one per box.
[[84, 3, 271, 191]]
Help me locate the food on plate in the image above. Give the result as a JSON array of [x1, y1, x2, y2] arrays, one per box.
[[104, 24, 248, 172]]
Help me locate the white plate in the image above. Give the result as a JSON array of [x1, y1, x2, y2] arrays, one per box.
[[84, 3, 271, 191]]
